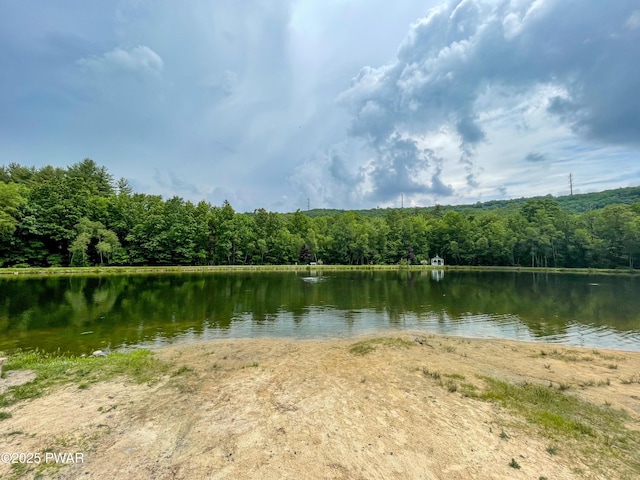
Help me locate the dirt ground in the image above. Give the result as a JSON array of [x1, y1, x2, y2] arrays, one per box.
[[1, 333, 640, 480]]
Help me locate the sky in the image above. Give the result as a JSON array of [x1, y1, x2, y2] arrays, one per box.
[[1, 0, 639, 212]]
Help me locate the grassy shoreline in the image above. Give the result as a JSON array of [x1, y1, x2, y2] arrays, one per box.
[[0, 264, 638, 277]]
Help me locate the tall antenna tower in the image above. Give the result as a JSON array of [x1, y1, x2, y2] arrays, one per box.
[[307, 197, 310, 211], [569, 173, 574, 196], [401, 193, 404, 208]]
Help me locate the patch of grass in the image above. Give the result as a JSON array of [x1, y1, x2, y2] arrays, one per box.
[[444, 373, 466, 380], [0, 411, 12, 420], [422, 368, 441, 380], [460, 382, 478, 397], [166, 363, 201, 394], [444, 345, 456, 353], [604, 354, 622, 361], [557, 382, 571, 391], [500, 429, 509, 440], [479, 376, 640, 476], [546, 445, 558, 455], [349, 337, 414, 356], [509, 458, 521, 469], [538, 349, 593, 363], [423, 368, 478, 397], [172, 365, 194, 376], [482, 378, 597, 436], [607, 364, 618, 370], [580, 378, 612, 388], [53, 435, 73, 448], [97, 404, 117, 413], [349, 342, 374, 356], [620, 374, 640, 385], [0, 349, 167, 408], [9, 462, 28, 480], [444, 379, 458, 392], [168, 378, 199, 394]]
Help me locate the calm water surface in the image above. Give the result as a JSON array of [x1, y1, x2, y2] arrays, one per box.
[[1, 270, 639, 354]]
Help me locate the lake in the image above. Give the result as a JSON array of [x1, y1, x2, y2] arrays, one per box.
[[1, 270, 639, 354]]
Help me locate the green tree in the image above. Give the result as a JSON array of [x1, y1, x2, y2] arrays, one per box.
[[67, 158, 114, 197], [69, 217, 120, 266], [70, 232, 91, 266], [0, 182, 25, 236], [208, 201, 236, 264]]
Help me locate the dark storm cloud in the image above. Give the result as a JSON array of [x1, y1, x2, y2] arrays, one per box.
[[329, 154, 364, 187], [367, 134, 453, 202], [456, 116, 485, 146], [338, 0, 640, 202], [465, 172, 479, 188]]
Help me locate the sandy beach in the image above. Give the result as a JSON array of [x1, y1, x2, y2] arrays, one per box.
[[1, 333, 640, 479]]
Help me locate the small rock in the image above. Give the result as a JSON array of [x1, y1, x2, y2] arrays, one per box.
[[92, 350, 108, 357]]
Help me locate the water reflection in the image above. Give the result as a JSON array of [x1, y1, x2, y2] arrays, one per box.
[[1, 271, 639, 354], [430, 270, 445, 282]]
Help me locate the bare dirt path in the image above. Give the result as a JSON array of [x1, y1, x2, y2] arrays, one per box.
[[2, 333, 640, 479]]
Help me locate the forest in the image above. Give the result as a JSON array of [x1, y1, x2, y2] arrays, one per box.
[[1, 159, 640, 269]]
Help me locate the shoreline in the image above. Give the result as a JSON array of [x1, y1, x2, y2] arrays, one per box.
[[115, 329, 640, 355], [3, 324, 640, 358], [1, 332, 640, 479], [4, 327, 640, 358], [1, 264, 639, 277]]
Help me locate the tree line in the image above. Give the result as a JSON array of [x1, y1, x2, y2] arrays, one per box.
[[1, 159, 640, 269]]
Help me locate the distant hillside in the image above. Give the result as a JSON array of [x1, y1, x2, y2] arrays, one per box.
[[300, 186, 640, 218]]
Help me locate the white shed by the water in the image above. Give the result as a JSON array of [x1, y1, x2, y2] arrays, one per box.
[[431, 255, 444, 266]]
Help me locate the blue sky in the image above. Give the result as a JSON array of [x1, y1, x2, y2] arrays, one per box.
[[1, 0, 639, 212]]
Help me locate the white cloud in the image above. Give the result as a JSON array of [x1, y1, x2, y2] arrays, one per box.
[[626, 10, 640, 30], [77, 45, 163, 75], [201, 70, 239, 96]]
